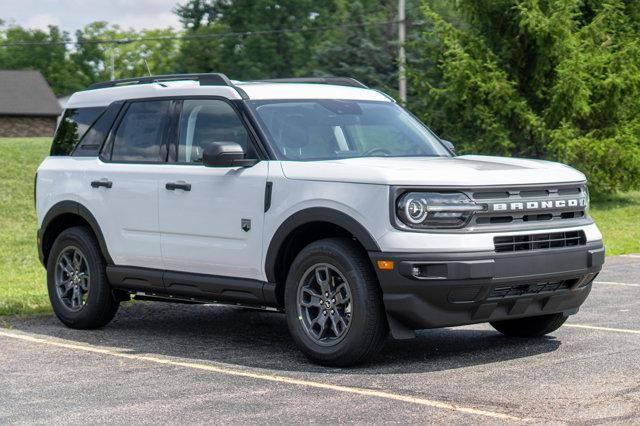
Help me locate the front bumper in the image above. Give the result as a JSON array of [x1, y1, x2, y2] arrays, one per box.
[[369, 241, 605, 332]]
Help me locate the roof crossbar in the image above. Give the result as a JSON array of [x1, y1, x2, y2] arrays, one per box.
[[255, 77, 368, 89], [88, 73, 234, 90]]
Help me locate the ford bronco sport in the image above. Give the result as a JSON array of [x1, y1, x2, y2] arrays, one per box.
[[36, 74, 604, 366]]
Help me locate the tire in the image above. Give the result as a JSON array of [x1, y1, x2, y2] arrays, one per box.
[[47, 226, 119, 329], [490, 313, 568, 338], [284, 238, 388, 367]]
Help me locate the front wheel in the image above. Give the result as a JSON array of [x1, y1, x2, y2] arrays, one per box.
[[284, 238, 388, 367], [490, 313, 568, 337]]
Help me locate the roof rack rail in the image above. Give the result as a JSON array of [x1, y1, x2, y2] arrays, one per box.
[[88, 73, 234, 90], [255, 77, 368, 89]]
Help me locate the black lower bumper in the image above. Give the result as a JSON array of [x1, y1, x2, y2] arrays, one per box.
[[369, 242, 605, 334]]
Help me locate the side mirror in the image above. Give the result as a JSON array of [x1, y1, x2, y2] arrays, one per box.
[[202, 142, 257, 168], [441, 139, 455, 154]]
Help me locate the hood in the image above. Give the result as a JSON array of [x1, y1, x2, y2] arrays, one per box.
[[280, 155, 586, 187]]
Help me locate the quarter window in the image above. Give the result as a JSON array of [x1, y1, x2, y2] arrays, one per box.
[[50, 107, 105, 156], [176, 99, 252, 164], [111, 101, 170, 162]]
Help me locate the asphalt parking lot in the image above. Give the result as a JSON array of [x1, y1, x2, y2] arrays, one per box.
[[1, 255, 639, 424]]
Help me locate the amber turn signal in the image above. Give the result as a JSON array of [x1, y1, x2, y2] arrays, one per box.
[[377, 260, 395, 270]]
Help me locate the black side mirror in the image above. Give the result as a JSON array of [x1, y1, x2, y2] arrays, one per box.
[[441, 139, 455, 154], [202, 142, 257, 168]]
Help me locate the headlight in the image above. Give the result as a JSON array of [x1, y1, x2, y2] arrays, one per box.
[[396, 192, 484, 229]]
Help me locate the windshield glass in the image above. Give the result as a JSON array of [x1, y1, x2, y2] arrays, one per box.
[[248, 100, 450, 160]]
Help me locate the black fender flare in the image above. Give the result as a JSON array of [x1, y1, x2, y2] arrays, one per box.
[[264, 207, 380, 283], [38, 200, 113, 266]]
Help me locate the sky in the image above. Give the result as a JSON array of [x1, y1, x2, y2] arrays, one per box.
[[0, 0, 182, 34]]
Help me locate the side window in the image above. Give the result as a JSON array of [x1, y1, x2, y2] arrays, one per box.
[[51, 107, 105, 156], [176, 99, 253, 164], [111, 101, 170, 163], [74, 102, 123, 157]]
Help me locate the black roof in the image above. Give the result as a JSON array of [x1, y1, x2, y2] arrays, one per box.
[[0, 70, 62, 117]]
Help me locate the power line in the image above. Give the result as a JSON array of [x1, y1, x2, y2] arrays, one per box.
[[0, 19, 423, 48]]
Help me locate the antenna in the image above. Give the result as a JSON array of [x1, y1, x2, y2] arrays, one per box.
[[143, 59, 152, 77]]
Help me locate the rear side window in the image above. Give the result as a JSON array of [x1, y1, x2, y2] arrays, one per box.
[[51, 107, 106, 156], [110, 101, 170, 163]]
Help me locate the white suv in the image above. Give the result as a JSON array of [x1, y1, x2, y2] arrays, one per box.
[[36, 74, 604, 366]]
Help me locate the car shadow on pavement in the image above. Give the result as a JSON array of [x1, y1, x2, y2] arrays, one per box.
[[8, 302, 562, 374]]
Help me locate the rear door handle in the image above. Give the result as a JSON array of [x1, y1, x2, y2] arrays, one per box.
[[165, 181, 191, 191], [91, 179, 112, 189]]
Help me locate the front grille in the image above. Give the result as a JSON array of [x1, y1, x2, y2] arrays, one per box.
[[470, 184, 587, 228], [488, 279, 576, 299], [494, 230, 586, 252]]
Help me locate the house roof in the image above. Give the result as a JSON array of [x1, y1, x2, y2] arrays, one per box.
[[0, 70, 62, 117]]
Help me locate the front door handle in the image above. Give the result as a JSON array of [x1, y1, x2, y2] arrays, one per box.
[[165, 181, 191, 191], [91, 179, 112, 189]]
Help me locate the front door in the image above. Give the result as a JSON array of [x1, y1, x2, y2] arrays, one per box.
[[158, 98, 268, 281]]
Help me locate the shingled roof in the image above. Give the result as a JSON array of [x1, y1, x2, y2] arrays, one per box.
[[0, 70, 62, 117]]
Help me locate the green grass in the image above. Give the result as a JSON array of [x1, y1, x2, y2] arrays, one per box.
[[590, 191, 640, 256], [0, 137, 638, 316], [0, 138, 50, 316]]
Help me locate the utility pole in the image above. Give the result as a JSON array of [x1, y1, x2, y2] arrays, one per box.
[[398, 0, 407, 105], [110, 45, 116, 81]]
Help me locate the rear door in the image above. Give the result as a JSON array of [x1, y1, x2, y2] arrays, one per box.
[[85, 100, 171, 269], [158, 98, 268, 281]]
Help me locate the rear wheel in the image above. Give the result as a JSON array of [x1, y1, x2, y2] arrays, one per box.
[[490, 313, 568, 337], [284, 238, 387, 366], [47, 226, 119, 329]]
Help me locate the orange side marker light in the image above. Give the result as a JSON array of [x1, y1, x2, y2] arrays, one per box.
[[377, 260, 395, 270]]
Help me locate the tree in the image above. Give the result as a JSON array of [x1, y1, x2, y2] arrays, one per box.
[[409, 0, 640, 194], [313, 0, 399, 92], [0, 22, 181, 93], [73, 22, 180, 83], [175, 0, 335, 79], [0, 24, 84, 94]]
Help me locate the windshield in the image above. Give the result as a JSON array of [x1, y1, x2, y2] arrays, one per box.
[[248, 100, 451, 160]]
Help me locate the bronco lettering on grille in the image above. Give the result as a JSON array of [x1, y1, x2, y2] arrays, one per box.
[[491, 198, 586, 212]]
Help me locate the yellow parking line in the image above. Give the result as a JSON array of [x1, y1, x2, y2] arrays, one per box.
[[0, 329, 529, 423], [595, 281, 640, 287], [565, 324, 640, 335]]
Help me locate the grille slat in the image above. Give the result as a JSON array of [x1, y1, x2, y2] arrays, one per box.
[[494, 231, 586, 252]]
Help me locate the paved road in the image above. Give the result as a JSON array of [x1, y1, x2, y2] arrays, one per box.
[[1, 255, 639, 424]]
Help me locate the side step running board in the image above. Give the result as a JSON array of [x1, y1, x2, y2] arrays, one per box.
[[131, 291, 282, 312]]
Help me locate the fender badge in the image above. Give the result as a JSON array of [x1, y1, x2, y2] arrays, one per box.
[[241, 218, 251, 232]]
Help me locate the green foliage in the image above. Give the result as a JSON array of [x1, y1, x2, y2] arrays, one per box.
[[0, 1, 638, 194], [0, 21, 181, 94], [173, 0, 423, 89], [0, 24, 85, 94], [409, 0, 640, 194], [313, 0, 399, 91], [73, 22, 181, 81], [175, 0, 335, 79]]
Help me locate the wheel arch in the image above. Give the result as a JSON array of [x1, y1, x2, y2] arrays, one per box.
[[264, 207, 380, 305], [39, 201, 113, 267]]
